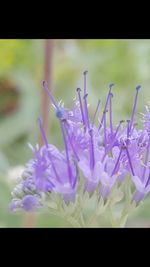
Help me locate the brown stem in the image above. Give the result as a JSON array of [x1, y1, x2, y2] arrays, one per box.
[[22, 39, 54, 227], [23, 213, 37, 228], [39, 39, 53, 146]]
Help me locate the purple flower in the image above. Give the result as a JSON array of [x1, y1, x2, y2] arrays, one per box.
[[33, 145, 78, 199], [132, 175, 150, 203], [99, 153, 123, 199], [78, 157, 103, 192], [100, 172, 118, 200], [63, 120, 90, 157], [10, 71, 150, 214], [10, 195, 40, 212], [10, 199, 22, 211], [131, 135, 150, 203], [78, 145, 121, 198], [21, 195, 40, 211]]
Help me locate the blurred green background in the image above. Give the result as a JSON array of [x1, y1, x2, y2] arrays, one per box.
[[1, 39, 150, 227]]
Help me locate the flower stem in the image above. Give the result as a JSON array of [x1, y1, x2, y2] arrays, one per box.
[[40, 39, 53, 146]]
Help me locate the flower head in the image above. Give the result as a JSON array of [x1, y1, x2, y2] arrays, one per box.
[[9, 72, 150, 227]]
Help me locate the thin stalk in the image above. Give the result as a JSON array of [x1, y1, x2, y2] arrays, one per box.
[[125, 147, 135, 176], [102, 120, 124, 163], [89, 129, 95, 170], [111, 148, 122, 176], [63, 122, 80, 162], [60, 121, 73, 186], [83, 71, 90, 129], [103, 111, 107, 152], [91, 99, 100, 127], [40, 40, 53, 146], [98, 83, 114, 131], [76, 88, 86, 128], [129, 85, 141, 133], [109, 93, 113, 135]]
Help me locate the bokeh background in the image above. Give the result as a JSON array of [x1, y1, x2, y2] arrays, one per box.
[[1, 39, 150, 227]]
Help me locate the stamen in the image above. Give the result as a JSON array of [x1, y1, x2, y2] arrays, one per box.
[[111, 147, 122, 176], [129, 85, 141, 133], [37, 117, 61, 183], [83, 85, 96, 170], [126, 120, 130, 138], [109, 92, 113, 135], [56, 109, 65, 119], [89, 128, 95, 169], [131, 122, 138, 135], [63, 121, 80, 162], [43, 81, 66, 121], [142, 134, 150, 181], [83, 93, 88, 99], [37, 117, 48, 148], [60, 121, 73, 186], [103, 110, 107, 151], [91, 99, 101, 127], [115, 120, 125, 136], [102, 120, 125, 163], [83, 87, 96, 169], [76, 88, 86, 127], [83, 71, 90, 130], [83, 72, 96, 170], [83, 70, 88, 96], [83, 93, 90, 129], [98, 83, 114, 131], [125, 147, 135, 176], [43, 81, 59, 110]]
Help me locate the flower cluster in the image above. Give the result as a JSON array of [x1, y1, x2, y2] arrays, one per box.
[[10, 72, 150, 226]]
